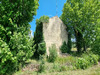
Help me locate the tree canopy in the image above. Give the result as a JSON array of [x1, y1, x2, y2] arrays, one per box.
[[0, 0, 39, 74], [61, 0, 100, 53]]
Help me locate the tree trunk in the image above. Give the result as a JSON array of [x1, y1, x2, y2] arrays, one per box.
[[74, 29, 83, 53], [67, 32, 72, 53], [83, 39, 86, 51]]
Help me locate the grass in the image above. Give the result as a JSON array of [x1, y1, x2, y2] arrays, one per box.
[[14, 54, 100, 75], [55, 56, 77, 65], [71, 48, 77, 51], [71, 48, 91, 51], [14, 64, 100, 75], [39, 65, 100, 75]]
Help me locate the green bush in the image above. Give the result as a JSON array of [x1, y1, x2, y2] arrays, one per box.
[[60, 41, 68, 53], [75, 58, 89, 69], [0, 32, 35, 74], [84, 53, 99, 65], [75, 53, 99, 69], [38, 55, 45, 73], [0, 38, 17, 74], [9, 32, 34, 64], [37, 42, 46, 56], [48, 44, 58, 62]]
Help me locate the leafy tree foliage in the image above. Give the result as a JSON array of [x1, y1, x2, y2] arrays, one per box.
[[9, 32, 34, 64], [37, 42, 46, 56], [34, 16, 49, 58], [0, 0, 39, 42], [61, 0, 100, 53], [0, 0, 39, 74], [0, 38, 17, 74], [60, 41, 68, 53], [91, 22, 100, 56]]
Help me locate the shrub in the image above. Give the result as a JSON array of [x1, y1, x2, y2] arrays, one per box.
[[0, 38, 17, 74], [48, 44, 58, 62], [9, 32, 34, 64], [83, 53, 99, 65], [38, 55, 45, 73], [75, 58, 89, 69], [60, 41, 68, 53], [75, 53, 99, 69], [37, 42, 46, 56]]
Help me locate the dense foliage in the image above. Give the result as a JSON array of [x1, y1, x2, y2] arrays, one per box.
[[0, 0, 39, 74], [48, 44, 58, 62], [91, 24, 100, 56], [9, 32, 34, 64], [91, 39, 100, 56], [0, 0, 39, 41], [1, 0, 100, 74], [61, 0, 100, 53], [37, 42, 46, 56], [60, 41, 68, 53], [34, 16, 49, 58], [0, 38, 17, 74], [75, 53, 99, 69]]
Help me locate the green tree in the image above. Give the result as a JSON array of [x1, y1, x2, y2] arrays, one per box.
[[9, 32, 35, 64], [0, 0, 39, 42], [0, 0, 39, 74], [61, 0, 100, 53], [60, 41, 68, 53], [33, 16, 49, 58]]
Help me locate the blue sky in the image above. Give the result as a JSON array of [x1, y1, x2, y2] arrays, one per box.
[[29, 0, 66, 34]]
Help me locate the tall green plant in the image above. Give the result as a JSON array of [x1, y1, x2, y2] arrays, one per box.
[[9, 32, 34, 64], [91, 23, 100, 56], [75, 53, 99, 69], [60, 41, 68, 53], [0, 0, 39, 74], [0, 38, 17, 74], [61, 0, 100, 53], [34, 16, 49, 58], [37, 42, 46, 56], [48, 44, 58, 62], [0, 0, 39, 42]]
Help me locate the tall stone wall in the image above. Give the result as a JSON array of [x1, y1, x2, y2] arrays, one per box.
[[43, 16, 68, 55]]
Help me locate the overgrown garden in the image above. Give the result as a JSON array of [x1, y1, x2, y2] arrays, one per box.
[[0, 0, 100, 75]]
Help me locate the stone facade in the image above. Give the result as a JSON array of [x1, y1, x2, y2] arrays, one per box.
[[43, 16, 68, 55]]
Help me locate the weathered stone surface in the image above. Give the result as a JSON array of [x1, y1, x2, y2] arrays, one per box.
[[43, 16, 68, 55]]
